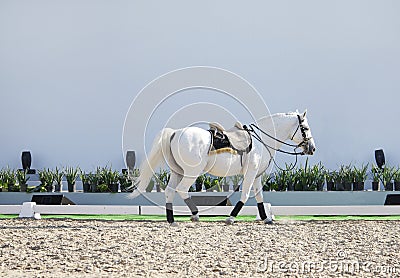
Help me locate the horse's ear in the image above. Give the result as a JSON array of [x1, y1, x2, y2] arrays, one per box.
[[302, 109, 307, 118]]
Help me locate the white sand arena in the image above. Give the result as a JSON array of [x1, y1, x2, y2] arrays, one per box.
[[0, 219, 399, 277]]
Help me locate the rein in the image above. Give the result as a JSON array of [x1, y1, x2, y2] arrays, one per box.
[[244, 115, 311, 172], [248, 124, 303, 155]]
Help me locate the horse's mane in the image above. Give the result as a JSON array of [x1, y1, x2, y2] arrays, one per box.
[[257, 111, 298, 122]]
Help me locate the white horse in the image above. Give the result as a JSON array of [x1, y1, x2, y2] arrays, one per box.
[[130, 110, 316, 225]]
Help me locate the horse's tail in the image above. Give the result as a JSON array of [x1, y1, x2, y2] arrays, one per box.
[[128, 128, 175, 199]]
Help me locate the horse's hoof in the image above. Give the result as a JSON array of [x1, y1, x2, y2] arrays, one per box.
[[190, 214, 200, 222], [225, 216, 235, 225], [264, 219, 273, 225], [169, 222, 179, 227]]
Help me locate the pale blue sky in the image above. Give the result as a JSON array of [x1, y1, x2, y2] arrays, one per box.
[[1, 1, 399, 170]]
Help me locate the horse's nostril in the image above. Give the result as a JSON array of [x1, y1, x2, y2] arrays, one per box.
[[313, 147, 316, 152]]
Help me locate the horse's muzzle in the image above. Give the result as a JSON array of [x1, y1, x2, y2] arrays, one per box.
[[305, 141, 316, 155]]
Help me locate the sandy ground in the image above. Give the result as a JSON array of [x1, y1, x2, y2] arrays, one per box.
[[0, 219, 399, 278]]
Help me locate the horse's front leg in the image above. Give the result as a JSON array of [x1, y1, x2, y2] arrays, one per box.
[[226, 170, 257, 225], [253, 176, 273, 224]]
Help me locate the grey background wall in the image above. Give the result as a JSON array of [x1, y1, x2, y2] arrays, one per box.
[[1, 1, 399, 171]]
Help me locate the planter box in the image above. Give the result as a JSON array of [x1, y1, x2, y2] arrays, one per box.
[[191, 196, 228, 206]]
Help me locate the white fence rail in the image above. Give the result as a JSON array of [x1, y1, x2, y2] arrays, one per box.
[[2, 204, 400, 218]]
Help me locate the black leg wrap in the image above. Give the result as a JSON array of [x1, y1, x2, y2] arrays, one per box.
[[166, 203, 174, 223], [184, 198, 198, 215], [257, 202, 267, 220], [230, 201, 244, 217]]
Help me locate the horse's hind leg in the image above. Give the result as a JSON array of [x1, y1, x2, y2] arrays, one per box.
[[165, 171, 182, 226], [176, 176, 200, 222]]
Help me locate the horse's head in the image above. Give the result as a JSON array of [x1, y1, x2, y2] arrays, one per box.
[[291, 110, 316, 155]]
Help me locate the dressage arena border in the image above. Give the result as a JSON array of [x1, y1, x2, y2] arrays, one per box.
[[1, 204, 400, 218], [0, 191, 396, 206]]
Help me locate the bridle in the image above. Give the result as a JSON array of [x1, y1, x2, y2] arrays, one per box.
[[244, 114, 312, 172], [245, 114, 312, 155], [290, 114, 313, 148]]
